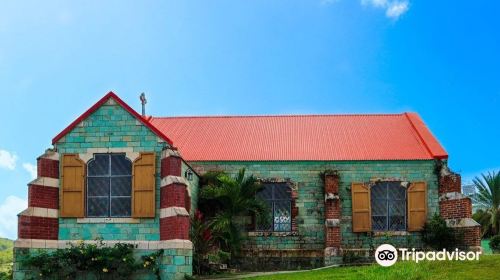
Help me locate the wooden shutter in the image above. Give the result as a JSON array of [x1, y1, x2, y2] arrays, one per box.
[[132, 152, 156, 218], [408, 181, 427, 231], [60, 154, 85, 217], [351, 182, 371, 232]]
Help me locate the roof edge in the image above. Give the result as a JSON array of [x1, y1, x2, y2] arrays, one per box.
[[149, 113, 408, 119], [52, 91, 173, 145], [404, 112, 448, 159]]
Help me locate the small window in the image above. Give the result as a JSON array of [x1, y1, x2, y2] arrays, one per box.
[[256, 183, 292, 232], [371, 181, 406, 231], [87, 154, 132, 217]]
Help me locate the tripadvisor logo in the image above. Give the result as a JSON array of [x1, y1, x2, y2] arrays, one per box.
[[375, 244, 398, 267], [375, 244, 482, 267]]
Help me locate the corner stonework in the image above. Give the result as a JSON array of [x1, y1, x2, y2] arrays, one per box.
[[438, 164, 481, 250], [324, 172, 342, 265], [14, 149, 60, 279], [160, 147, 193, 279]]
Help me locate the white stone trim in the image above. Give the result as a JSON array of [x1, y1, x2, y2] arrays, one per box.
[[76, 218, 140, 224], [160, 207, 189, 218], [29, 177, 59, 188], [439, 192, 468, 201], [19, 207, 59, 218], [324, 247, 340, 257], [79, 148, 140, 163], [160, 239, 193, 249], [161, 149, 181, 159], [39, 150, 59, 161], [161, 176, 188, 187], [446, 218, 481, 228], [14, 239, 193, 249], [373, 231, 409, 236], [325, 219, 340, 227]]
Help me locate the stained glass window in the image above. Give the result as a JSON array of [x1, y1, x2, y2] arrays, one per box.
[[87, 154, 132, 217], [256, 183, 292, 232], [371, 181, 406, 231]]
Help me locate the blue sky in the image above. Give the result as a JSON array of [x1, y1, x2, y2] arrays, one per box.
[[0, 1, 499, 239]]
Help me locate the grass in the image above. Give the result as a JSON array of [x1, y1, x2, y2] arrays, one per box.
[[244, 255, 500, 280]]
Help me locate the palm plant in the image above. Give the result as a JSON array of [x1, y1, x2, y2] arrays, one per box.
[[199, 168, 269, 257], [190, 210, 214, 275], [473, 171, 500, 236]]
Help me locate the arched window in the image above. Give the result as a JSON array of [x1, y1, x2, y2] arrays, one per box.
[[256, 183, 292, 232], [87, 154, 132, 217], [371, 181, 406, 231]]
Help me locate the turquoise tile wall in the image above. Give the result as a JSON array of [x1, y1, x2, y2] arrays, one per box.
[[56, 100, 168, 241], [189, 160, 439, 253]]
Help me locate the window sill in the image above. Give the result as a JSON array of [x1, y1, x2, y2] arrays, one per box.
[[247, 231, 298, 237], [77, 218, 140, 224], [373, 231, 409, 237]]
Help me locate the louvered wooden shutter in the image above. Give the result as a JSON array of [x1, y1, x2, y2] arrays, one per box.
[[132, 152, 156, 218], [60, 154, 85, 217], [351, 182, 371, 232], [408, 181, 427, 231]]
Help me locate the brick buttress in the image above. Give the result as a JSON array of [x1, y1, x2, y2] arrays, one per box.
[[438, 165, 481, 250], [160, 148, 191, 241], [17, 149, 60, 242]]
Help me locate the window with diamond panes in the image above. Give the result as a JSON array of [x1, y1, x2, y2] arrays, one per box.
[[256, 183, 292, 232], [87, 154, 132, 217], [371, 181, 406, 231]]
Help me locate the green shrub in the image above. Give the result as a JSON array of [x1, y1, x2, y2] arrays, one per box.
[[489, 235, 500, 252], [20, 240, 163, 279], [422, 213, 459, 250]]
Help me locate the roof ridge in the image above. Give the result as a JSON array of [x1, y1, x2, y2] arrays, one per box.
[[150, 113, 408, 119], [403, 112, 434, 159]]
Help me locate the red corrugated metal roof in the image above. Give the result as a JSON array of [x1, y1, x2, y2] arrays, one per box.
[[149, 113, 448, 161]]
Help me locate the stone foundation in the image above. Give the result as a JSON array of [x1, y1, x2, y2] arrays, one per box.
[[238, 249, 324, 271]]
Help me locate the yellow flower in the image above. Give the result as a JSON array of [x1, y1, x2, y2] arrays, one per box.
[[102, 268, 108, 273], [123, 258, 127, 262]]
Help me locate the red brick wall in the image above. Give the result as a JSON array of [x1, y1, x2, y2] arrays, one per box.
[[160, 216, 190, 240], [18, 216, 58, 240], [439, 198, 472, 219], [161, 156, 182, 177], [457, 226, 481, 247], [325, 200, 340, 219], [325, 227, 340, 247], [37, 158, 59, 179], [324, 175, 339, 194], [324, 174, 341, 249], [160, 184, 188, 208], [439, 173, 461, 194], [28, 185, 59, 209]]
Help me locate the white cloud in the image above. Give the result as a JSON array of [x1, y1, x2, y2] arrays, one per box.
[[0, 149, 17, 170], [386, 1, 409, 19], [22, 163, 37, 179], [361, 0, 410, 19], [362, 0, 388, 8], [0, 196, 27, 239]]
